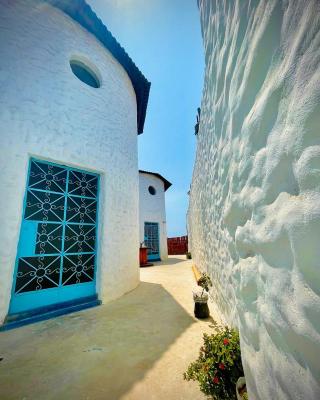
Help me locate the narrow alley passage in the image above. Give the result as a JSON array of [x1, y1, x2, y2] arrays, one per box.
[[0, 256, 222, 400]]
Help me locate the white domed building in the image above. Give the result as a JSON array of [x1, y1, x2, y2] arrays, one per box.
[[0, 0, 150, 328], [139, 170, 172, 262]]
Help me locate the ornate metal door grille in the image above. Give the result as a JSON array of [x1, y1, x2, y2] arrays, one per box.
[[144, 222, 160, 261], [10, 159, 99, 314]]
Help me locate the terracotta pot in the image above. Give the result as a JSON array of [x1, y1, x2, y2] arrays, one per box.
[[139, 247, 148, 266]]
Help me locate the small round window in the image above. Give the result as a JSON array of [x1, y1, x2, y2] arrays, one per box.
[[148, 186, 156, 195], [70, 59, 100, 88]]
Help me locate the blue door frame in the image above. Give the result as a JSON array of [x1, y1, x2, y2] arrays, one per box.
[[9, 158, 100, 316], [144, 222, 160, 261]]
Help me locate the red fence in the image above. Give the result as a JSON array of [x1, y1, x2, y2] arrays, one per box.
[[167, 236, 188, 255]]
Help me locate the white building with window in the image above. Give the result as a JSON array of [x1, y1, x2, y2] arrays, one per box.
[[139, 170, 171, 262], [0, 0, 150, 329]]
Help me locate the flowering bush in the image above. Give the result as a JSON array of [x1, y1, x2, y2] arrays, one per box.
[[183, 326, 244, 400]]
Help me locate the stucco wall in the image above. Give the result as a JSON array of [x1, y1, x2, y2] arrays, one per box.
[[139, 173, 168, 261], [0, 0, 140, 323], [188, 0, 320, 398]]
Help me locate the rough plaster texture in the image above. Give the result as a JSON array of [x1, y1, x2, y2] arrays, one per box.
[[0, 0, 140, 324], [188, 0, 320, 398], [139, 172, 168, 260]]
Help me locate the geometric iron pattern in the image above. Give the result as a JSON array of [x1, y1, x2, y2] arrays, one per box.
[[144, 222, 159, 256], [15, 256, 61, 293], [62, 253, 95, 286], [15, 159, 98, 293], [36, 223, 63, 254], [66, 196, 97, 224]]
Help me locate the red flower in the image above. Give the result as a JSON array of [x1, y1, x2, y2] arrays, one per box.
[[223, 338, 229, 345], [219, 363, 225, 370], [213, 376, 219, 384]]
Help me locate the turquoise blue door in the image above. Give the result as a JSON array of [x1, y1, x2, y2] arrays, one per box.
[[144, 222, 160, 261], [9, 159, 99, 315]]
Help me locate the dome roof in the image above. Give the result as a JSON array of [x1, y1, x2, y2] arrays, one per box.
[[44, 0, 150, 134]]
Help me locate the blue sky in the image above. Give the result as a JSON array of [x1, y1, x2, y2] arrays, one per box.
[[88, 0, 204, 237]]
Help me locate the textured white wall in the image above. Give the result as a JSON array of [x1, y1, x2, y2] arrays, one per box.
[[0, 0, 140, 324], [139, 173, 168, 261], [189, 0, 320, 398]]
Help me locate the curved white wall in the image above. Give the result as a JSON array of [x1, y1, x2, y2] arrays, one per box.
[[139, 173, 168, 261], [189, 0, 320, 398], [0, 0, 139, 323]]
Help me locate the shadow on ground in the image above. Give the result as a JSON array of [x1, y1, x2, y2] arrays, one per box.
[[153, 257, 187, 266], [0, 281, 195, 400]]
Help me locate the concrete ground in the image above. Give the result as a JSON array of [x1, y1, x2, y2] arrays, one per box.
[[0, 256, 223, 400]]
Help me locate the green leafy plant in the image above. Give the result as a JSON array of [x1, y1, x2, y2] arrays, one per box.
[[184, 326, 244, 400], [197, 272, 212, 295], [186, 252, 192, 259]]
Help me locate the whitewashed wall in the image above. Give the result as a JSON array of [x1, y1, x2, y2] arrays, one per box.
[[189, 0, 320, 398], [0, 0, 140, 324], [139, 173, 168, 261]]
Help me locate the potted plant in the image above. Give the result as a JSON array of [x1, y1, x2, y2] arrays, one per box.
[[193, 272, 212, 318], [236, 376, 248, 399], [184, 326, 245, 400], [186, 252, 192, 259]]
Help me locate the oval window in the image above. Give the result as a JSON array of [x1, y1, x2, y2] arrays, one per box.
[[70, 59, 100, 88], [148, 186, 156, 195]]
